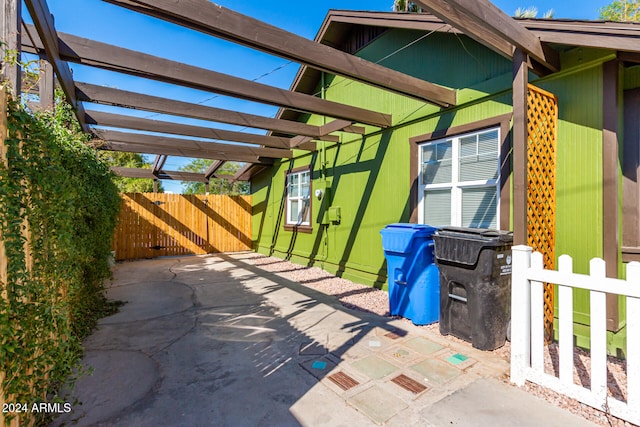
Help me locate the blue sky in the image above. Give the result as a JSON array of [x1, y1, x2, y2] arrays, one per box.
[[27, 0, 606, 193]]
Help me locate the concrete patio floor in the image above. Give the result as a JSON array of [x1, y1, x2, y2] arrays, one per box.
[[52, 253, 596, 426]]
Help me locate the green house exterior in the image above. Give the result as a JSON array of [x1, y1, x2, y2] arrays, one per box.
[[251, 12, 640, 356]]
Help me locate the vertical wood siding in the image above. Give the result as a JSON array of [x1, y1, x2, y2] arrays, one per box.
[[536, 66, 604, 331], [252, 29, 624, 357], [253, 28, 515, 287]]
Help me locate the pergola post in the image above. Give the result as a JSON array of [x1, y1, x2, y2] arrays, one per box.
[[603, 59, 621, 330], [1, 0, 22, 95], [38, 57, 54, 110], [603, 60, 620, 278], [513, 48, 528, 244]]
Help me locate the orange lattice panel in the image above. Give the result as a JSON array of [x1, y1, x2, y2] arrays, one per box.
[[527, 84, 558, 343]]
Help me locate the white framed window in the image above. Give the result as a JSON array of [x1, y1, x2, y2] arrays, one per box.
[[286, 169, 311, 227], [418, 128, 500, 229]]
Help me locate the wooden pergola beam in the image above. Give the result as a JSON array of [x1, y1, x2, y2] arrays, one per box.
[[290, 119, 363, 148], [414, 0, 559, 73], [156, 170, 207, 182], [234, 163, 268, 182], [319, 119, 355, 135], [456, 0, 560, 72], [102, 0, 457, 107], [412, 0, 513, 59], [290, 136, 316, 151], [22, 26, 392, 128], [342, 125, 366, 135], [111, 166, 209, 183], [204, 160, 225, 180], [619, 52, 640, 64], [211, 174, 234, 183], [75, 83, 330, 138], [111, 166, 157, 179], [85, 110, 294, 150], [151, 154, 167, 174], [93, 129, 293, 159], [1, 0, 22, 94], [22, 1, 89, 130], [99, 141, 273, 164]]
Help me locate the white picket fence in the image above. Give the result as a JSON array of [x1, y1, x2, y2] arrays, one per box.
[[510, 245, 640, 424]]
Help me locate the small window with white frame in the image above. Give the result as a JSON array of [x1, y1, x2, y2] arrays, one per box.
[[286, 168, 311, 228], [418, 128, 500, 229]]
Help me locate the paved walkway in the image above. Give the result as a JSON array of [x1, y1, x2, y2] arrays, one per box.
[[52, 253, 596, 426]]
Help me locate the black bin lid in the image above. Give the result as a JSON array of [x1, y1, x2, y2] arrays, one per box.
[[434, 227, 513, 266], [436, 227, 513, 243]]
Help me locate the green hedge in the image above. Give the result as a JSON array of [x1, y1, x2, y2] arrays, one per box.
[[0, 95, 120, 424]]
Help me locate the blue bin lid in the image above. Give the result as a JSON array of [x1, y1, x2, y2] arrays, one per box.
[[381, 223, 438, 235], [380, 223, 438, 254]]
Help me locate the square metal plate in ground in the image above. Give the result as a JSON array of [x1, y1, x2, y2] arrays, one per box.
[[441, 351, 477, 370], [384, 329, 408, 340], [390, 374, 428, 394], [328, 371, 360, 391], [299, 357, 337, 380]]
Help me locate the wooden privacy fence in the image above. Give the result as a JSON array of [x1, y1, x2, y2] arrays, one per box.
[[112, 193, 252, 261], [510, 245, 640, 425]]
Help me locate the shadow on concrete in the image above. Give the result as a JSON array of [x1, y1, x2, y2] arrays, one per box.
[[53, 254, 405, 426]]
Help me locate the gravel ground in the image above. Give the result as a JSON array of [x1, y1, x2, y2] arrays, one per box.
[[247, 253, 635, 427]]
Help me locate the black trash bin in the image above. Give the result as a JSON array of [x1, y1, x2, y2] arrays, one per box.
[[433, 227, 513, 351]]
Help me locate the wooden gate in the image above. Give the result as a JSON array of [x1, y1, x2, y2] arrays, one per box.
[[527, 84, 558, 341], [112, 193, 252, 261]]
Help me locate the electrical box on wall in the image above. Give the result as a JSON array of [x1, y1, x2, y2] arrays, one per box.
[[328, 206, 341, 224]]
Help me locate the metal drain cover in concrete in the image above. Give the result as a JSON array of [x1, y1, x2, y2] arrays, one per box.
[[328, 372, 360, 391], [391, 374, 427, 394]]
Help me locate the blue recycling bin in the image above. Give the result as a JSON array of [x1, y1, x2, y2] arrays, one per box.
[[380, 224, 440, 325]]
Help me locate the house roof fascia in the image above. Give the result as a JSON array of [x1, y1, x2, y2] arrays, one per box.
[[320, 11, 640, 46], [299, 11, 640, 85], [273, 10, 640, 125]]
